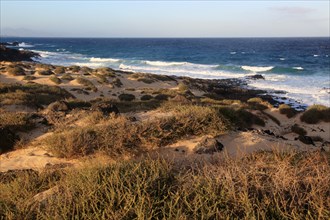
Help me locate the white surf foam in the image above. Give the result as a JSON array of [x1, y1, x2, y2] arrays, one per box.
[[145, 60, 188, 66], [241, 65, 274, 72], [18, 42, 34, 48], [90, 57, 121, 62], [280, 58, 286, 61], [293, 67, 304, 70]]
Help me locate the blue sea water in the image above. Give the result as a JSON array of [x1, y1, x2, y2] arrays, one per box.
[[2, 37, 330, 107]]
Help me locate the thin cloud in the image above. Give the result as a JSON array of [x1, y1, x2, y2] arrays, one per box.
[[270, 6, 315, 15]]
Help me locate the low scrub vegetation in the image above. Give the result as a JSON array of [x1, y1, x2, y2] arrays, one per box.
[[0, 150, 329, 219], [23, 75, 36, 81], [0, 111, 34, 132], [37, 70, 53, 75], [45, 104, 227, 158], [218, 106, 265, 128], [76, 77, 97, 92], [300, 105, 330, 124], [60, 73, 74, 81], [0, 83, 73, 106], [247, 97, 271, 110], [54, 66, 65, 74], [279, 104, 297, 118], [118, 93, 135, 101], [49, 76, 61, 84], [291, 124, 307, 136], [6, 66, 25, 76]]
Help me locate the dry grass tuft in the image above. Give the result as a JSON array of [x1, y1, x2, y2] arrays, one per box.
[[0, 150, 329, 219]]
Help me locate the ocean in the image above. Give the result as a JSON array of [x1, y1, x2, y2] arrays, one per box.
[[2, 37, 330, 107]]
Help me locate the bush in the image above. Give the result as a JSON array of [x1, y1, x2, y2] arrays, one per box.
[[0, 112, 34, 131], [61, 73, 74, 81], [218, 107, 265, 128], [46, 127, 98, 158], [178, 82, 189, 92], [140, 94, 153, 101], [247, 97, 270, 110], [68, 65, 80, 72], [23, 75, 36, 81], [49, 76, 61, 84], [0, 83, 73, 106], [112, 78, 123, 87], [94, 74, 108, 84], [54, 66, 65, 74], [279, 104, 297, 118], [37, 70, 53, 75], [76, 77, 94, 87], [6, 66, 25, 76], [291, 124, 307, 136], [118, 93, 135, 101], [300, 105, 330, 124], [95, 67, 115, 77]]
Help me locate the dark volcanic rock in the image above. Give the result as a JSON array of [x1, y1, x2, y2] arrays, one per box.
[[195, 137, 224, 154], [0, 45, 39, 61], [0, 127, 19, 154], [91, 102, 119, 116], [298, 135, 315, 146], [0, 41, 19, 46], [247, 74, 265, 80]]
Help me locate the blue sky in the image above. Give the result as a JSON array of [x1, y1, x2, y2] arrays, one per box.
[[1, 0, 329, 37]]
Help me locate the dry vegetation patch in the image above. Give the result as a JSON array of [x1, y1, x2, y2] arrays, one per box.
[[0, 150, 329, 219], [300, 105, 330, 124]]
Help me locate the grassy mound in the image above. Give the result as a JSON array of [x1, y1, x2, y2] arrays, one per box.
[[300, 105, 330, 124], [0, 83, 73, 106], [45, 104, 227, 158], [279, 104, 298, 118]]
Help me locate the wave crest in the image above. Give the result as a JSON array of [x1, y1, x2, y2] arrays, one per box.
[[18, 42, 34, 48], [241, 66, 274, 72], [145, 60, 188, 66], [90, 57, 121, 62]]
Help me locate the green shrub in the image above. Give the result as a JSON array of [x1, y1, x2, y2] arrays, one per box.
[[300, 105, 330, 124], [49, 76, 61, 84], [118, 93, 135, 101], [6, 66, 25, 76], [279, 104, 297, 118]]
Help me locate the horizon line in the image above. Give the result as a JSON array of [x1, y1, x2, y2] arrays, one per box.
[[1, 36, 329, 39]]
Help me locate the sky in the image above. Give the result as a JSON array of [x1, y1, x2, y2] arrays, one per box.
[[0, 0, 329, 37]]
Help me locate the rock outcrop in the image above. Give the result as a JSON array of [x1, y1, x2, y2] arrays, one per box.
[[0, 45, 39, 61]]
